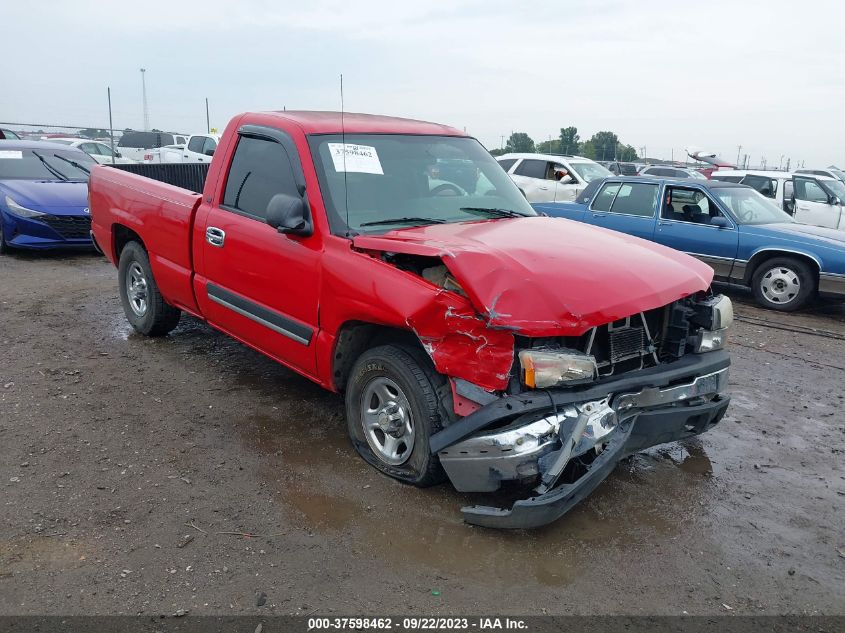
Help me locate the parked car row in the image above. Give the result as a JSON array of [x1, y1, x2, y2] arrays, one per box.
[[141, 133, 220, 164]]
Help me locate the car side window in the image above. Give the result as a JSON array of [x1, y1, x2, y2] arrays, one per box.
[[513, 159, 548, 179], [794, 178, 828, 203], [784, 180, 794, 200], [99, 143, 115, 157], [202, 137, 217, 156], [497, 158, 517, 172], [609, 183, 658, 217], [591, 182, 621, 211], [662, 187, 724, 225], [222, 135, 299, 221], [742, 175, 777, 198], [187, 136, 205, 153]]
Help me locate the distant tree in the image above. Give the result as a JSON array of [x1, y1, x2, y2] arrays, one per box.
[[505, 132, 535, 154], [618, 144, 639, 162], [579, 140, 596, 160], [489, 148, 506, 157], [586, 131, 621, 162], [78, 128, 110, 139], [535, 139, 561, 154], [559, 127, 580, 154]]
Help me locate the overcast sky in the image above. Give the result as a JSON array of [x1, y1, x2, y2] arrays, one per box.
[[3, 0, 844, 167]]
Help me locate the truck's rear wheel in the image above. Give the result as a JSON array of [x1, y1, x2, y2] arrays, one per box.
[[751, 256, 815, 312], [118, 241, 181, 336], [345, 344, 447, 487]]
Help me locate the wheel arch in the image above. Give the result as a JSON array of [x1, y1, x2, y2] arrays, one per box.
[[743, 248, 821, 286], [331, 321, 428, 393], [112, 224, 145, 262]]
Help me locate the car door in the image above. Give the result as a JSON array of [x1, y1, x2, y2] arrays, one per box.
[[183, 136, 208, 162], [793, 176, 840, 228], [653, 185, 739, 280], [510, 158, 555, 202], [584, 181, 658, 240], [194, 129, 321, 375], [552, 163, 580, 202]]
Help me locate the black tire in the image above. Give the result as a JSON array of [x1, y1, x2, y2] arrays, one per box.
[[0, 218, 9, 255], [751, 256, 815, 312], [345, 344, 448, 487], [117, 241, 181, 336]]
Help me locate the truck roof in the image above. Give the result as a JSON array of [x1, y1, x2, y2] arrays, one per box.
[[254, 110, 467, 137]]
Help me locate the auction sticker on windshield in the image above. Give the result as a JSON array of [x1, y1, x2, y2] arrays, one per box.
[[0, 151, 23, 159], [328, 143, 383, 175]]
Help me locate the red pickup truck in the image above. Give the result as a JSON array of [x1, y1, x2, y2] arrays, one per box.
[[89, 111, 732, 528]]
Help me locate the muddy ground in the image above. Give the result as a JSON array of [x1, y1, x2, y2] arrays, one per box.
[[0, 251, 843, 616]]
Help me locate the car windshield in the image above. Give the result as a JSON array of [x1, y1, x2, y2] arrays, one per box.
[[309, 134, 536, 234], [688, 170, 707, 180], [714, 187, 794, 225], [829, 169, 845, 182], [567, 161, 612, 182], [0, 148, 95, 181]]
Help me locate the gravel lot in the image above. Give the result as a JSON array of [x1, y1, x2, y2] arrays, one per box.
[[0, 251, 843, 616]]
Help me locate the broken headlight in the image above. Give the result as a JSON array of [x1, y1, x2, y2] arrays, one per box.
[[519, 349, 597, 389], [690, 295, 733, 353]]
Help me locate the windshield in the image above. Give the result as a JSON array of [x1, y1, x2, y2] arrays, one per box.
[[308, 134, 536, 234], [0, 148, 95, 181], [567, 161, 612, 183], [714, 187, 794, 225], [688, 170, 707, 180]]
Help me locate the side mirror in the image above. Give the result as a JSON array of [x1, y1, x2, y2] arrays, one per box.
[[204, 148, 215, 157], [830, 195, 841, 206], [115, 151, 122, 158], [711, 216, 730, 228], [266, 193, 312, 236]]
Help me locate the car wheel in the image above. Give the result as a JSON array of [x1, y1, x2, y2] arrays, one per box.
[[751, 257, 815, 312], [0, 217, 10, 255], [118, 241, 181, 335], [345, 344, 448, 487]]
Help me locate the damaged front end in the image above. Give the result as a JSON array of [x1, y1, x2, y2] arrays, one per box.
[[434, 294, 733, 529]]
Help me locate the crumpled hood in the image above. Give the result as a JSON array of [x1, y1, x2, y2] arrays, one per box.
[[0, 179, 89, 215], [353, 217, 713, 336]]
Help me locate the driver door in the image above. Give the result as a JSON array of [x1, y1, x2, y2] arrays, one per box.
[[193, 131, 321, 375], [793, 176, 839, 228], [510, 159, 556, 202], [552, 163, 579, 202]]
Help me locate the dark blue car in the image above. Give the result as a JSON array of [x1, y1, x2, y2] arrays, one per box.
[[534, 176, 845, 311], [0, 141, 97, 253]]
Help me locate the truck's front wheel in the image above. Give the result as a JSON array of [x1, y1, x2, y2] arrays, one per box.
[[345, 344, 447, 487], [118, 241, 181, 336]]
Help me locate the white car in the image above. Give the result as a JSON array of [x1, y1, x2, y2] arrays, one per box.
[[143, 134, 220, 164], [496, 153, 611, 202], [47, 138, 135, 164], [713, 169, 845, 230], [796, 167, 845, 185], [117, 131, 189, 162]]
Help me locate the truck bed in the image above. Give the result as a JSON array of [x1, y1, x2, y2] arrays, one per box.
[[107, 162, 210, 194], [89, 164, 205, 314]]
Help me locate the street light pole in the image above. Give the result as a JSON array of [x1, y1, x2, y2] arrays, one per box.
[[140, 68, 149, 131]]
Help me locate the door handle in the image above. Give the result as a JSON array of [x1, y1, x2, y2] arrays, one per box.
[[592, 212, 606, 218], [539, 186, 549, 191], [205, 226, 225, 247]]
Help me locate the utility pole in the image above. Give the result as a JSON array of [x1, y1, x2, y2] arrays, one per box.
[[736, 145, 742, 167], [500, 134, 505, 150], [205, 98, 210, 133], [140, 68, 149, 131], [107, 87, 115, 164]]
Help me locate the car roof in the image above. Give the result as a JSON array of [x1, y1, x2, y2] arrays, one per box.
[[0, 140, 88, 150], [246, 110, 466, 137], [497, 152, 595, 163], [600, 175, 749, 188], [713, 169, 793, 178]]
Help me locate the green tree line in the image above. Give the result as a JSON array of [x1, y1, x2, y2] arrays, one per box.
[[491, 127, 639, 162]]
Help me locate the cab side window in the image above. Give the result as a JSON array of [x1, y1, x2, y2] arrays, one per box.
[[222, 136, 298, 221], [794, 177, 828, 203], [591, 182, 620, 211], [188, 136, 205, 153], [609, 183, 658, 217], [497, 158, 517, 172], [202, 137, 217, 156], [662, 187, 725, 225], [513, 159, 549, 180]]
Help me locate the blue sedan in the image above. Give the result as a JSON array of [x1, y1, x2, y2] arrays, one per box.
[[0, 141, 96, 253], [534, 176, 845, 311]]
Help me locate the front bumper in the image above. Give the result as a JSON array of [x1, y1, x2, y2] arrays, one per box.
[[1, 211, 93, 250], [436, 351, 731, 529]]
